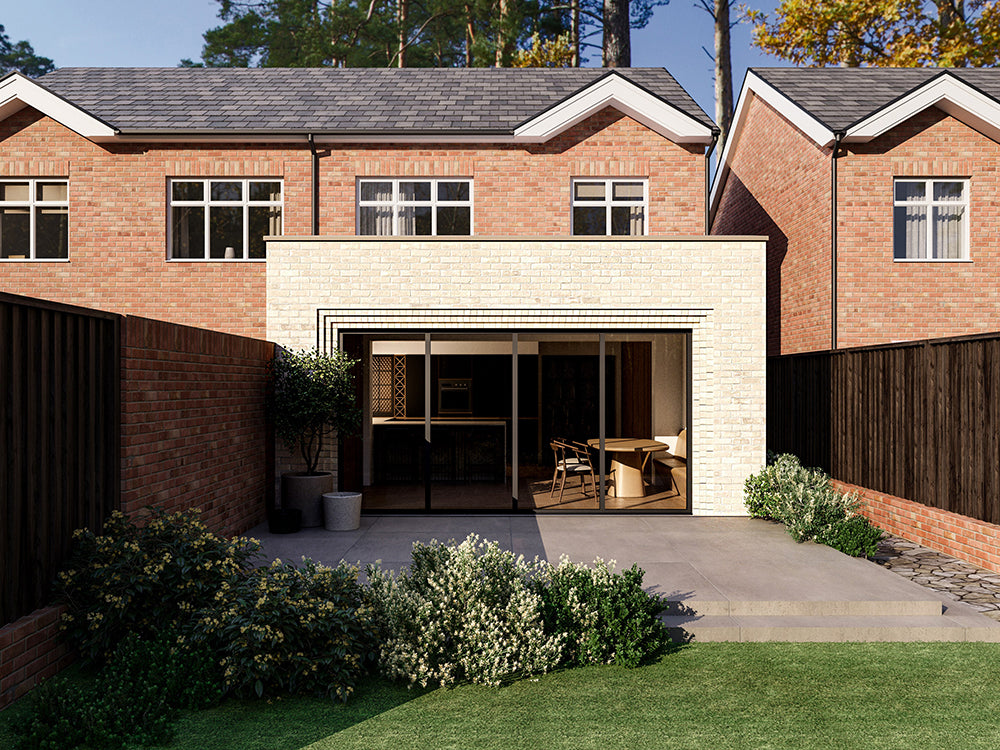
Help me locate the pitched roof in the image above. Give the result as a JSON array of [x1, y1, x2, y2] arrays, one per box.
[[32, 67, 713, 134], [752, 67, 1000, 132]]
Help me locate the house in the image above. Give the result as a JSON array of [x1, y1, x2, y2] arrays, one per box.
[[712, 67, 1000, 356], [711, 68, 1000, 574], [0, 67, 766, 516]]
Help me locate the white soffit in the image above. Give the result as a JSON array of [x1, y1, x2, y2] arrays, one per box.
[[514, 72, 712, 144], [0, 73, 116, 139], [845, 73, 1000, 143]]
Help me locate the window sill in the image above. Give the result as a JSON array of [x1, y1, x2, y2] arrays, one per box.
[[0, 258, 70, 262], [893, 258, 972, 263], [166, 258, 267, 263]]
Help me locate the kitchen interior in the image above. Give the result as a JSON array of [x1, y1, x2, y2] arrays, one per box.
[[354, 332, 689, 511]]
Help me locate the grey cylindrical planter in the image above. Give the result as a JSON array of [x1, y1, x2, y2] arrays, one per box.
[[281, 472, 333, 528], [323, 491, 362, 531]]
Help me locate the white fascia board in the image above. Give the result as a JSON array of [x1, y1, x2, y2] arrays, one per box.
[[740, 71, 836, 148], [0, 73, 116, 139], [845, 73, 1000, 143], [514, 72, 713, 144], [709, 71, 835, 225]]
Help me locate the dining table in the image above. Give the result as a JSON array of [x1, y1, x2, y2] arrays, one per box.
[[586, 437, 668, 498]]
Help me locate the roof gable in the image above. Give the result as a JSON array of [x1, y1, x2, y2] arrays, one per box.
[[514, 71, 714, 144], [0, 72, 116, 139]]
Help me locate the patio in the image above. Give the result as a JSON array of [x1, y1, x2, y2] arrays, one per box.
[[251, 514, 1000, 643]]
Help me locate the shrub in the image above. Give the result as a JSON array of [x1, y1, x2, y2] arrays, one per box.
[[820, 514, 883, 558], [193, 558, 376, 701], [13, 631, 221, 750], [538, 557, 669, 668], [54, 508, 260, 663], [744, 454, 881, 556], [366, 535, 564, 688]]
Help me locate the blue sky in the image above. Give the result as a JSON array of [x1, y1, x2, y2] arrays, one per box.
[[5, 1, 788, 119]]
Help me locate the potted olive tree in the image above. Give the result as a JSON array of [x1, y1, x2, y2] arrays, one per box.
[[268, 347, 360, 529]]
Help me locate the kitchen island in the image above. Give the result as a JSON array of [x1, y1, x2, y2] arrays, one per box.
[[372, 418, 507, 483]]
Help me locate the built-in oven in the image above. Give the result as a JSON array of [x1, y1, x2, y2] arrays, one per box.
[[438, 378, 473, 415]]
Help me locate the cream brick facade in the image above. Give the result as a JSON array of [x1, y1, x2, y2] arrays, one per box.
[[266, 236, 766, 515]]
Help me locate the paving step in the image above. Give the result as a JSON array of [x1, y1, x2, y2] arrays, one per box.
[[661, 597, 944, 618], [662, 612, 1000, 643]]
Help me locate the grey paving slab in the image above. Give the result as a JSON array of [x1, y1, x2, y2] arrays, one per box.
[[250, 514, 1000, 642]]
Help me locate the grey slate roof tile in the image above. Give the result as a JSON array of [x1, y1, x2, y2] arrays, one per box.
[[34, 67, 713, 133], [753, 67, 1000, 131]]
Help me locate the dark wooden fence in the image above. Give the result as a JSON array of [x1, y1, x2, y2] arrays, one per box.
[[768, 332, 1000, 526], [0, 293, 120, 624]]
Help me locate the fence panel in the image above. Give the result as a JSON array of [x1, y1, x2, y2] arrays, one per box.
[[0, 294, 120, 624], [768, 332, 1000, 527]]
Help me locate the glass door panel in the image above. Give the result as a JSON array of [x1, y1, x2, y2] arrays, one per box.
[[363, 333, 427, 511], [428, 333, 513, 511]]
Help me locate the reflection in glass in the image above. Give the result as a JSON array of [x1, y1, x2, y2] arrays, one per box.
[[210, 206, 243, 258], [249, 206, 281, 258], [573, 206, 606, 235], [399, 181, 431, 202], [210, 181, 243, 201], [0, 207, 30, 258], [436, 206, 470, 235], [35, 207, 68, 259], [171, 206, 205, 258], [171, 182, 203, 201]]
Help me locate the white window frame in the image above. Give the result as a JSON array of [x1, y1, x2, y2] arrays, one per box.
[[571, 178, 649, 236], [167, 178, 283, 261], [356, 178, 474, 236], [0, 178, 69, 261], [892, 178, 970, 262]]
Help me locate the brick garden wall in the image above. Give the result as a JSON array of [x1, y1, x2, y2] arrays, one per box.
[[1, 106, 706, 339], [121, 316, 273, 538], [836, 480, 1000, 575], [0, 606, 73, 709]]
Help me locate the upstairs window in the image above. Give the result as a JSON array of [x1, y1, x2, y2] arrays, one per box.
[[893, 179, 968, 260], [572, 179, 647, 236], [0, 179, 68, 260], [358, 179, 472, 236], [169, 179, 282, 260]]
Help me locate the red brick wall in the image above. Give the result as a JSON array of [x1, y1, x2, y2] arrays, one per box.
[[0, 605, 73, 709], [837, 109, 1000, 348], [712, 96, 832, 356], [120, 316, 273, 538], [836, 480, 1000, 575], [0, 106, 706, 338]]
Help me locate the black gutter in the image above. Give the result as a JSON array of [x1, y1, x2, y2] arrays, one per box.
[[308, 133, 319, 236], [705, 129, 720, 233], [831, 131, 844, 350]]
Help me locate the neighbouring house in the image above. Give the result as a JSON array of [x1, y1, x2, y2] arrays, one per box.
[[0, 67, 766, 516], [711, 68, 1000, 574], [712, 67, 1000, 356]]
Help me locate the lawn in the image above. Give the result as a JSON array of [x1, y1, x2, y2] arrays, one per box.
[[6, 642, 998, 750]]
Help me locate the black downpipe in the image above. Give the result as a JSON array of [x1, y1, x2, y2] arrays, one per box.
[[308, 134, 319, 235], [705, 130, 720, 233], [831, 132, 843, 350]]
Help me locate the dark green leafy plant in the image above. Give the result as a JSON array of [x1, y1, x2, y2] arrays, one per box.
[[820, 514, 883, 558], [12, 631, 221, 750], [268, 347, 360, 474], [193, 558, 376, 701], [54, 508, 260, 663], [538, 558, 670, 668]]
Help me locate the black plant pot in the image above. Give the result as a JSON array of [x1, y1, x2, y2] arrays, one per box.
[[268, 508, 302, 534]]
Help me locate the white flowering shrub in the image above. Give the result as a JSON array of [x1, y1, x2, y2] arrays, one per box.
[[744, 454, 881, 556], [366, 535, 564, 688], [537, 557, 669, 668]]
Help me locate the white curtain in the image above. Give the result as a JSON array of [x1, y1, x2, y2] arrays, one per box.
[[933, 206, 964, 259], [360, 182, 393, 235], [902, 206, 928, 259]]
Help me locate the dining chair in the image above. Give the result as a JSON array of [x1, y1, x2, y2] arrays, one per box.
[[549, 440, 598, 503]]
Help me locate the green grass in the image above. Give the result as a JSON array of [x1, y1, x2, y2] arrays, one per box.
[[4, 643, 1000, 750]]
